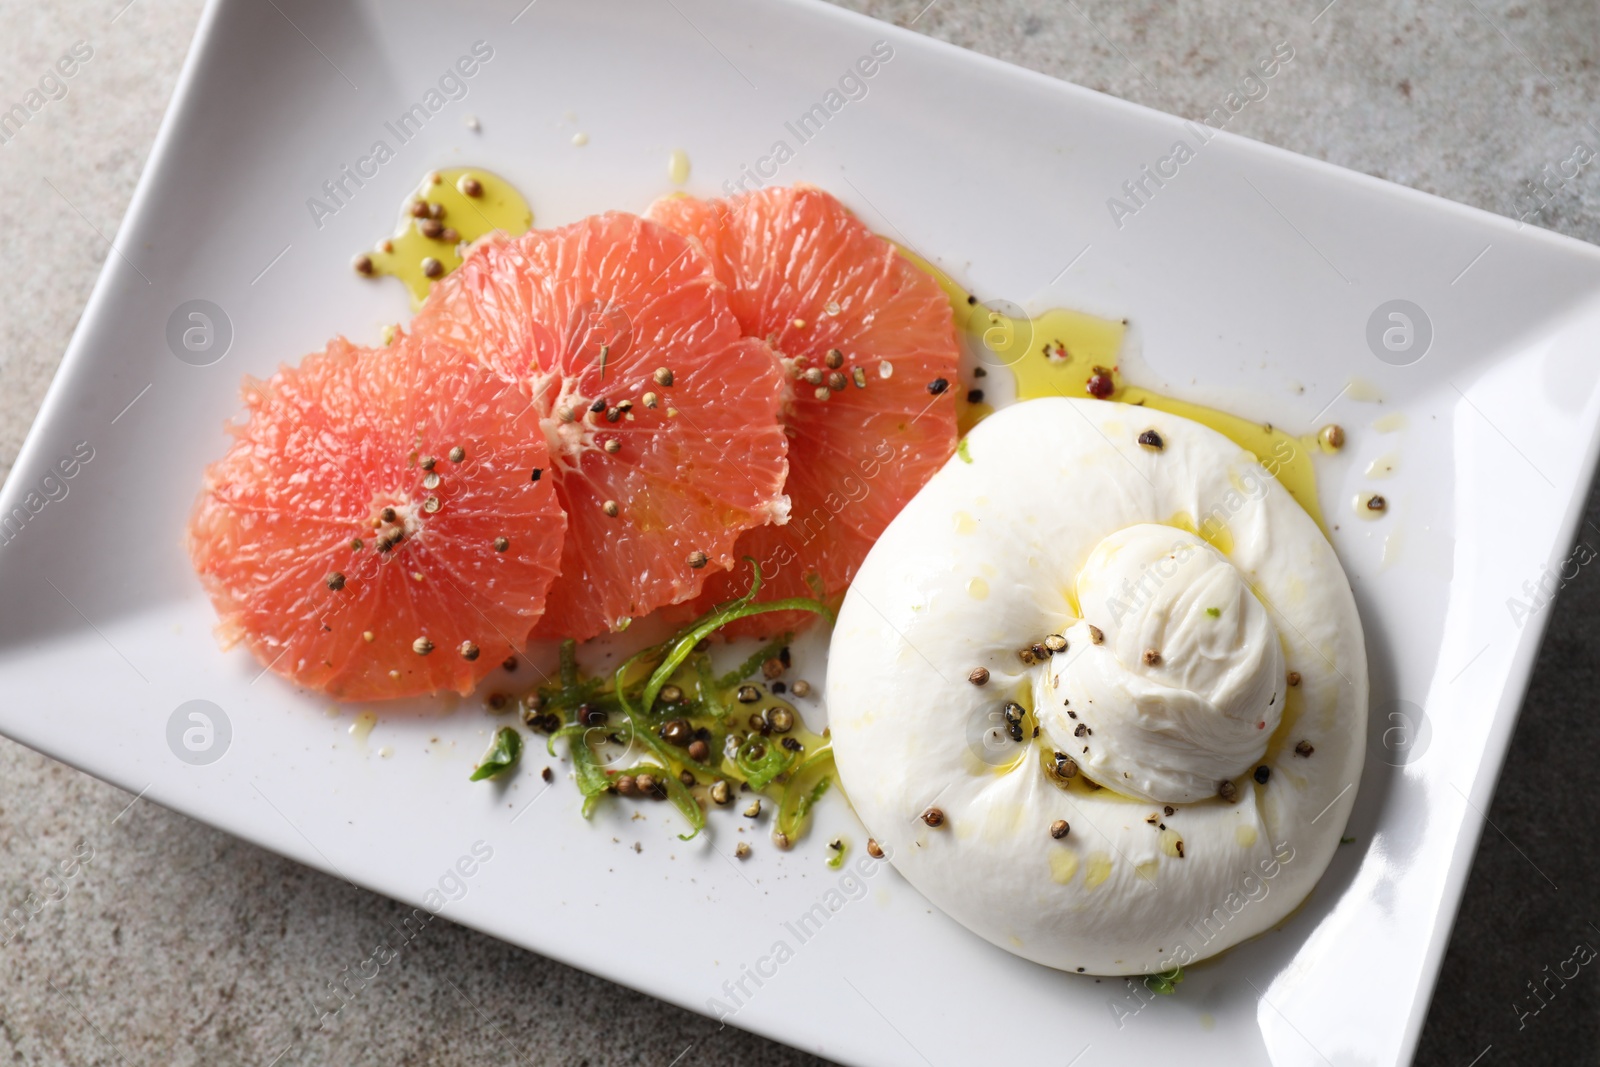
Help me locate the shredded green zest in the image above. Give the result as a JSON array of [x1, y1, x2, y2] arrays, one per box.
[[1205, 606, 1221, 618], [1143, 965, 1184, 995], [734, 734, 797, 790], [957, 438, 972, 463], [469, 726, 523, 781], [611, 762, 705, 840], [717, 633, 790, 692], [826, 839, 848, 869], [508, 560, 835, 844], [777, 749, 835, 841]]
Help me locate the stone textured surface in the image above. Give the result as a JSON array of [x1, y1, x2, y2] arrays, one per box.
[[1, 0, 1597, 1063]]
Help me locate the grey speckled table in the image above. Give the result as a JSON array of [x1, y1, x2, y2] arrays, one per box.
[[2, 1, 1597, 1064]]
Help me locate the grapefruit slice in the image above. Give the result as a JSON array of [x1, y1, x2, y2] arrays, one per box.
[[645, 185, 960, 633], [187, 334, 565, 700], [412, 211, 789, 641]]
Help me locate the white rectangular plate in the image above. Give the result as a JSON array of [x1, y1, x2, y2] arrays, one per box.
[[5, 0, 1600, 1063]]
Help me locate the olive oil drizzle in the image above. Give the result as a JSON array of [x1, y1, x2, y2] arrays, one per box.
[[900, 249, 1325, 529], [362, 167, 533, 307]]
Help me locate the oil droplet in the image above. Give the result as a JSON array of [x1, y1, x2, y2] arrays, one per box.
[[323, 706, 341, 720], [1200, 1013, 1216, 1031], [667, 148, 690, 185], [349, 711, 377, 744], [364, 168, 532, 307], [572, 131, 589, 146], [1084, 851, 1113, 889], [1373, 411, 1407, 433], [1364, 452, 1399, 479], [966, 576, 990, 600], [898, 248, 1324, 529], [1346, 377, 1383, 402], [1158, 828, 1184, 858], [1235, 823, 1258, 848], [1135, 859, 1160, 882], [953, 510, 978, 535], [1355, 492, 1388, 520], [378, 745, 394, 758]]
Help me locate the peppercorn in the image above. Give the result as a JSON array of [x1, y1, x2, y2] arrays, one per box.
[[867, 839, 884, 859], [1137, 429, 1164, 451], [736, 685, 761, 704], [1050, 820, 1070, 840], [921, 808, 945, 827], [1254, 765, 1271, 784], [1294, 740, 1314, 757], [767, 707, 794, 733], [968, 667, 990, 686]]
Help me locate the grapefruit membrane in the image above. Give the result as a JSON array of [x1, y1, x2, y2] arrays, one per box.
[[645, 185, 961, 633], [412, 211, 789, 641], [187, 334, 565, 700]]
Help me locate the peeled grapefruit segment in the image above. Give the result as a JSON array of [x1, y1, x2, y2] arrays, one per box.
[[187, 334, 565, 700], [412, 211, 789, 641], [645, 185, 960, 633]]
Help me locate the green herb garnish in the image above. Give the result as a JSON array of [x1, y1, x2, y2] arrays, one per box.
[[777, 750, 834, 841], [1143, 965, 1184, 995], [1205, 607, 1220, 618], [957, 438, 972, 463], [513, 560, 834, 843], [469, 726, 523, 781], [1340, 836, 1356, 844]]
